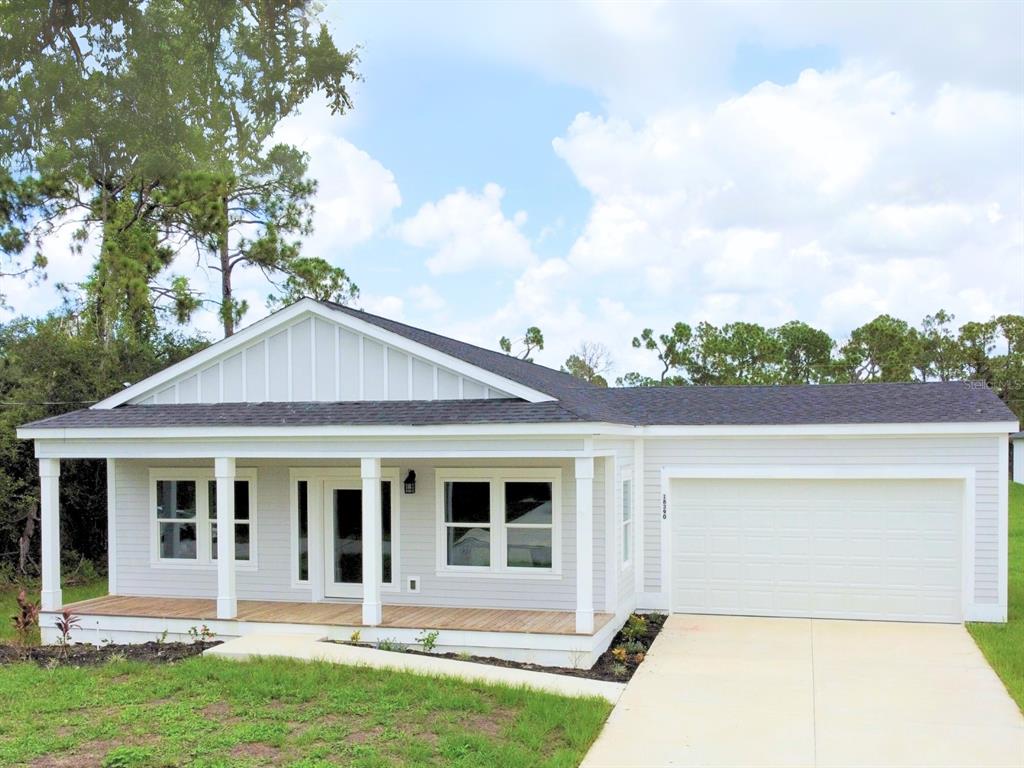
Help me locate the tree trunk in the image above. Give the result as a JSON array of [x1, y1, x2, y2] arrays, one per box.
[[220, 196, 233, 337], [17, 507, 37, 576]]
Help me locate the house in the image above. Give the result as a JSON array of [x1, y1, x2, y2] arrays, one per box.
[[18, 299, 1019, 667]]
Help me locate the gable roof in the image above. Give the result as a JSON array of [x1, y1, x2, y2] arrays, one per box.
[[22, 381, 1016, 431], [320, 301, 594, 402]]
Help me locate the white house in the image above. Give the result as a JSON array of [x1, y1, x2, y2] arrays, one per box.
[[18, 299, 1019, 667]]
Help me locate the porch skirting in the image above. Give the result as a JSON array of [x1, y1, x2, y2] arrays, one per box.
[[43, 596, 620, 669]]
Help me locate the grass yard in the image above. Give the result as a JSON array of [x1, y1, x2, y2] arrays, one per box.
[[0, 654, 611, 767], [0, 577, 107, 644], [968, 481, 1024, 711]]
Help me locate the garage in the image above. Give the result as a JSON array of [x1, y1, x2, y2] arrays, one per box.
[[669, 476, 965, 622]]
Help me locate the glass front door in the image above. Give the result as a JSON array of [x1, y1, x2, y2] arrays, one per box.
[[323, 480, 394, 598]]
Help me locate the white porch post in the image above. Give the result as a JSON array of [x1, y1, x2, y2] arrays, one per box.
[[215, 457, 237, 619], [39, 458, 62, 612], [361, 457, 383, 626], [575, 456, 595, 634]]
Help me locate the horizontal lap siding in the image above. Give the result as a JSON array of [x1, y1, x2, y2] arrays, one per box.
[[114, 457, 579, 611], [641, 436, 1001, 605]]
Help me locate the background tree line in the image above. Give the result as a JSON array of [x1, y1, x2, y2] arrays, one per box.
[[553, 311, 1023, 419]]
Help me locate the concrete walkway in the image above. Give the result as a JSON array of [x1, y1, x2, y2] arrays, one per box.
[[583, 615, 1024, 767], [205, 633, 624, 703]]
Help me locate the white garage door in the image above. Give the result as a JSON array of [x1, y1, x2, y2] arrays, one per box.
[[670, 478, 963, 622]]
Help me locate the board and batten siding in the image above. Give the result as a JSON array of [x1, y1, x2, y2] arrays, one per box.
[[640, 435, 1002, 607], [112, 457, 600, 612], [135, 316, 513, 405]]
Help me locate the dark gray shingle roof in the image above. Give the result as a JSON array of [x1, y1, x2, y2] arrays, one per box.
[[22, 399, 583, 430], [321, 301, 592, 401], [21, 382, 1016, 430]]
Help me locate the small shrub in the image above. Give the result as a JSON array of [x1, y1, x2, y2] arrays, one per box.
[[622, 640, 646, 654], [456, 650, 473, 661], [155, 628, 169, 646], [620, 614, 648, 642], [349, 629, 362, 643], [187, 624, 215, 644], [416, 629, 440, 653], [611, 645, 628, 663], [54, 609, 80, 654], [633, 651, 646, 664], [10, 589, 40, 646], [376, 637, 406, 653], [611, 662, 628, 678]]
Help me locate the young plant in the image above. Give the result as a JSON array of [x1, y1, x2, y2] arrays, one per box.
[[611, 662, 628, 678], [611, 645, 629, 663], [10, 589, 39, 646], [54, 610, 80, 655], [416, 630, 440, 653], [187, 625, 215, 644], [349, 629, 362, 644], [622, 640, 646, 654], [633, 651, 646, 664], [620, 614, 648, 642], [376, 637, 406, 653]]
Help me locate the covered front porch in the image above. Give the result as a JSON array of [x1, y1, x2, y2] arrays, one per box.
[[27, 429, 633, 667]]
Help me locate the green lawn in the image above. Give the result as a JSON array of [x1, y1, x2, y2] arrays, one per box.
[[968, 481, 1024, 710], [0, 577, 107, 644], [0, 654, 610, 767]]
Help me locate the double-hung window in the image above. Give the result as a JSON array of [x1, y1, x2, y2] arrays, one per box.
[[151, 469, 257, 566], [437, 469, 561, 575], [209, 479, 253, 562], [155, 480, 198, 560]]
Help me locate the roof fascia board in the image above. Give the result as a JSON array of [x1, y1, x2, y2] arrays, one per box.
[[18, 419, 1019, 443], [93, 299, 554, 409]]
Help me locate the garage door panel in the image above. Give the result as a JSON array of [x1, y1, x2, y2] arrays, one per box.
[[670, 478, 962, 622]]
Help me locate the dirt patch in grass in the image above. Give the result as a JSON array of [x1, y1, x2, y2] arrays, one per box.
[[28, 736, 151, 768], [200, 700, 234, 720], [0, 640, 217, 667], [229, 742, 283, 761]]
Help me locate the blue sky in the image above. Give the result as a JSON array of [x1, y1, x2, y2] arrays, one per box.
[[8, 1, 1023, 379]]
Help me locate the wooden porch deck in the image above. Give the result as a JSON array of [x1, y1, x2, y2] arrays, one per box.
[[62, 595, 614, 637]]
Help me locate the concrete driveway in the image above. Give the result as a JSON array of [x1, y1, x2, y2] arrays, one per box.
[[583, 615, 1024, 768]]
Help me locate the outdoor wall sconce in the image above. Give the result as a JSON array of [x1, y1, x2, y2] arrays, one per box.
[[403, 470, 416, 495]]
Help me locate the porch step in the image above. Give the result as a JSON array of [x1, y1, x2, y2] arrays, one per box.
[[205, 633, 624, 703]]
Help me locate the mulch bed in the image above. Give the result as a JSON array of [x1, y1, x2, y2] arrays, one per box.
[[336, 612, 668, 683], [0, 640, 219, 667]]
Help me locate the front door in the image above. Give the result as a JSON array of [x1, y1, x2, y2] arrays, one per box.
[[324, 482, 363, 598], [323, 479, 394, 599]]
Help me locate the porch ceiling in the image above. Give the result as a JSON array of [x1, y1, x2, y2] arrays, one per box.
[[60, 595, 614, 637]]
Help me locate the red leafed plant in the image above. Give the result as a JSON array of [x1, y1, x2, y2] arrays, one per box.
[[54, 609, 80, 655], [10, 589, 39, 646]]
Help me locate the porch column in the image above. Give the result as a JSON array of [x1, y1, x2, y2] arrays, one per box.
[[215, 457, 237, 619], [39, 458, 62, 611], [575, 456, 595, 634], [361, 457, 383, 626]]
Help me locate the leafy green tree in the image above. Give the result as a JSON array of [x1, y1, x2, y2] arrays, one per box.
[[840, 315, 918, 382], [630, 324, 693, 384], [0, 0, 359, 338], [164, 145, 357, 335], [776, 321, 836, 384], [0, 311, 207, 573], [914, 310, 966, 382], [562, 342, 613, 386], [500, 327, 545, 361]]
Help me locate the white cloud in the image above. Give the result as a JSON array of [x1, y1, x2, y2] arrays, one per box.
[[396, 183, 536, 274], [548, 63, 1022, 368]]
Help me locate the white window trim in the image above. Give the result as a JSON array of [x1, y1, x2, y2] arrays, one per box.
[[148, 467, 258, 570], [288, 467, 401, 593], [620, 477, 633, 572], [434, 467, 562, 578]]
